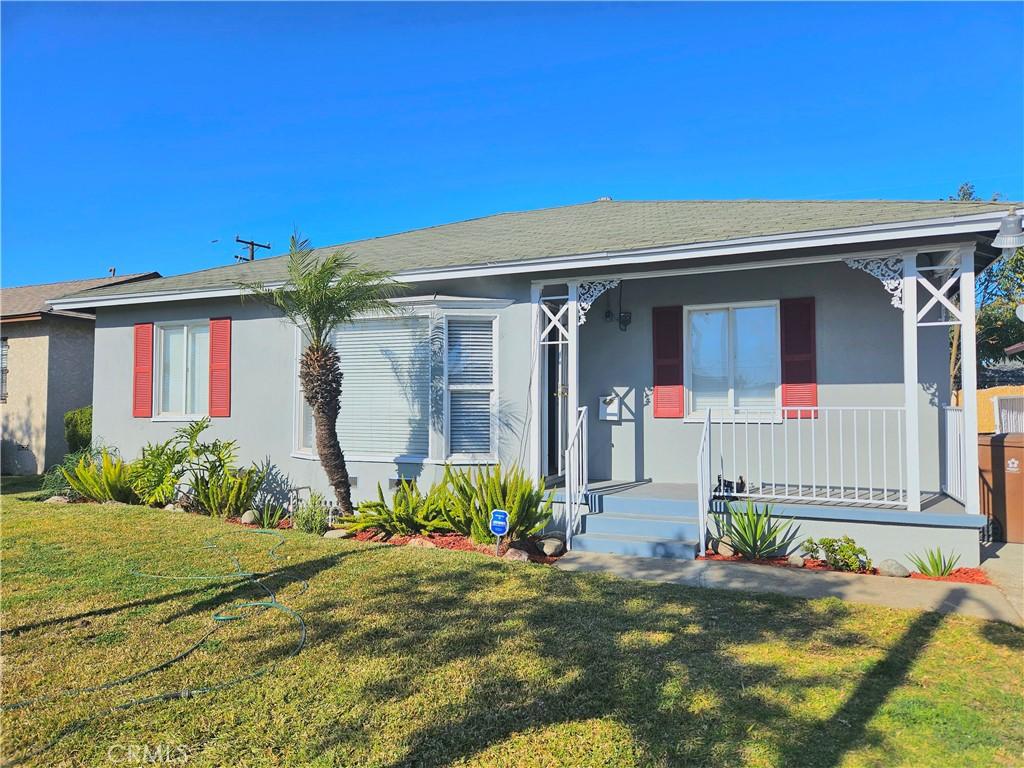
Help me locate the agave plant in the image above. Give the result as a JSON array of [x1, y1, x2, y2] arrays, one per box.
[[441, 464, 553, 544], [713, 501, 795, 560], [907, 548, 961, 577], [61, 450, 139, 504], [348, 481, 452, 537], [191, 462, 269, 519]]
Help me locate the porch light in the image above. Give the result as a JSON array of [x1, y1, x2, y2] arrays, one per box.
[[992, 209, 1024, 252]]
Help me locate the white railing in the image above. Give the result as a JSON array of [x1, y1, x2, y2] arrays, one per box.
[[695, 409, 712, 556], [942, 406, 965, 504], [993, 395, 1024, 434], [563, 406, 589, 551], [707, 406, 908, 508]]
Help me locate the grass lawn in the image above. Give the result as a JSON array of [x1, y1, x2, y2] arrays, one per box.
[[2, 478, 1022, 768]]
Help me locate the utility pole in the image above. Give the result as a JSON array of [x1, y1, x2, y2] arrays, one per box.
[[235, 235, 271, 262]]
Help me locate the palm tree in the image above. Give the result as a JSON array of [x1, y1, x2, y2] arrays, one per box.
[[241, 233, 405, 515]]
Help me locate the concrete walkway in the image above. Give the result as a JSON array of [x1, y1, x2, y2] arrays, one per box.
[[556, 551, 1023, 626], [981, 542, 1024, 622]]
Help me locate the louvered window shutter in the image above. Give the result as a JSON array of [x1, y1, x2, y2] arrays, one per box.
[[334, 317, 431, 456], [446, 319, 495, 455], [780, 298, 818, 419], [652, 306, 685, 418], [209, 318, 232, 417], [133, 323, 154, 418]]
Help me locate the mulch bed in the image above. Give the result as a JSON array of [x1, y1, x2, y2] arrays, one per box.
[[226, 517, 293, 530], [351, 529, 557, 564], [698, 551, 992, 584]]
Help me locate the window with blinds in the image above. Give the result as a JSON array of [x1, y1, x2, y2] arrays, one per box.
[[446, 318, 495, 456], [334, 317, 431, 457]]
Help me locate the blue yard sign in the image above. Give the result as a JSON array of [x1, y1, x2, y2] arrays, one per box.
[[489, 509, 509, 537]]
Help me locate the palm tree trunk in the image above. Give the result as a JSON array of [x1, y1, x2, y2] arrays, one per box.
[[300, 343, 354, 515]]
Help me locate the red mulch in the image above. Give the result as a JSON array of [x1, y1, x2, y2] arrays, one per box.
[[349, 529, 556, 564], [225, 517, 292, 530], [910, 568, 992, 585]]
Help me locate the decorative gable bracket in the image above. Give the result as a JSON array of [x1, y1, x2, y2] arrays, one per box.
[[844, 256, 903, 309], [578, 280, 620, 324]]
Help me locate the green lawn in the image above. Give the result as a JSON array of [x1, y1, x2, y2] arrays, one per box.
[[2, 478, 1022, 768]]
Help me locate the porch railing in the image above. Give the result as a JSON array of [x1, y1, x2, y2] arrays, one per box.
[[942, 406, 965, 504], [707, 406, 908, 508], [695, 409, 712, 556], [563, 406, 589, 551], [993, 395, 1024, 434]]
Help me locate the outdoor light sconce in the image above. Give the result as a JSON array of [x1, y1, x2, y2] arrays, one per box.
[[992, 209, 1024, 256]]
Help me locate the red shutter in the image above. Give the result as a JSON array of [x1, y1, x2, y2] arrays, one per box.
[[652, 306, 685, 418], [209, 317, 231, 417], [132, 323, 154, 418], [780, 298, 817, 419]]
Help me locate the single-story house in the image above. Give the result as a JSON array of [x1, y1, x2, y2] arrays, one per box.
[[50, 200, 1021, 568], [1, 272, 160, 473]]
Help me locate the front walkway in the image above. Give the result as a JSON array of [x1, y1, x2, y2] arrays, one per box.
[[981, 542, 1024, 622], [556, 551, 1022, 625]]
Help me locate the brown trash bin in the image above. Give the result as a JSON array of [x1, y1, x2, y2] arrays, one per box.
[[979, 434, 1024, 543]]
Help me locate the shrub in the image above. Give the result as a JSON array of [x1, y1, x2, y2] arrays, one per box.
[[191, 462, 268, 519], [713, 501, 795, 560], [254, 500, 287, 530], [41, 447, 99, 499], [441, 464, 553, 544], [349, 481, 452, 536], [802, 536, 872, 572], [907, 548, 961, 577], [294, 491, 330, 535], [60, 450, 139, 504], [63, 406, 92, 454]]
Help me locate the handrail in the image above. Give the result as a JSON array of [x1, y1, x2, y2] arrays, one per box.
[[942, 406, 965, 503], [695, 408, 712, 556], [563, 406, 589, 551]]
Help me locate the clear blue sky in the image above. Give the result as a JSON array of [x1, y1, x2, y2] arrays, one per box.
[[2, 2, 1022, 287]]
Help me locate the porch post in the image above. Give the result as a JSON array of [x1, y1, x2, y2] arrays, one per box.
[[959, 246, 981, 514], [902, 251, 922, 511], [529, 284, 543, 481], [567, 281, 580, 422]]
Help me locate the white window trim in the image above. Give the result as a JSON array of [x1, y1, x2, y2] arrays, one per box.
[[443, 313, 500, 463], [152, 319, 210, 422], [682, 300, 782, 423]]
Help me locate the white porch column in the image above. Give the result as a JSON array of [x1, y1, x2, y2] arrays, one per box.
[[528, 284, 543, 481], [567, 281, 580, 422], [902, 251, 922, 511], [959, 246, 981, 514]]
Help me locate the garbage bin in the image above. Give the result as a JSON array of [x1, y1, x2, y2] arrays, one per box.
[[979, 434, 1024, 543]]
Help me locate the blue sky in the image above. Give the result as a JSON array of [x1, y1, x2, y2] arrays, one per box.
[[2, 2, 1022, 287]]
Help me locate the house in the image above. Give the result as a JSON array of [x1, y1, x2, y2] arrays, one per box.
[[49, 200, 1022, 568], [1, 273, 160, 474]]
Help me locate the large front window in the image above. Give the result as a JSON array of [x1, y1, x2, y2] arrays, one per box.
[[157, 322, 209, 417], [686, 302, 779, 413]]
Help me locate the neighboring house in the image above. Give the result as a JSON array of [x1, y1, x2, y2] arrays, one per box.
[[51, 200, 1021, 567], [1, 273, 159, 474]]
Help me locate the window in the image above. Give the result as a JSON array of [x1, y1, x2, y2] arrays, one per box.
[[156, 322, 209, 417], [686, 303, 779, 413], [333, 317, 431, 457], [446, 318, 495, 457], [1, 338, 8, 403]]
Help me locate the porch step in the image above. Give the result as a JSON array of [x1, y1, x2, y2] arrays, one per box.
[[583, 512, 702, 541], [586, 493, 699, 517], [570, 532, 700, 560]]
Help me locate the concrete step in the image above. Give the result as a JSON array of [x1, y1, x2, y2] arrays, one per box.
[[586, 493, 700, 518], [583, 512, 702, 541], [570, 532, 699, 560]]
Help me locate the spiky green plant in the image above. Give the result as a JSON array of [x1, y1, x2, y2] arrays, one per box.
[[240, 232, 406, 516], [131, 418, 239, 507], [348, 481, 452, 537], [294, 491, 330, 535], [253, 500, 287, 530], [907, 548, 961, 577], [714, 501, 795, 560], [60, 450, 139, 504], [441, 464, 553, 544], [191, 462, 268, 519]]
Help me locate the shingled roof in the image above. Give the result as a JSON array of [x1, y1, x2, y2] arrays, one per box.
[[55, 200, 1012, 303], [1, 273, 160, 319]]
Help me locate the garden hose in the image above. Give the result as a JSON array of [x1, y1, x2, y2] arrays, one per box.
[[1, 528, 308, 767]]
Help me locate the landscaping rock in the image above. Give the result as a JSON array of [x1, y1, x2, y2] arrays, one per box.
[[502, 547, 530, 562], [163, 503, 185, 512], [240, 510, 258, 524], [323, 528, 352, 539], [44, 495, 70, 504], [537, 535, 566, 557], [787, 553, 806, 568], [878, 559, 910, 578], [406, 538, 436, 548], [713, 536, 734, 557]]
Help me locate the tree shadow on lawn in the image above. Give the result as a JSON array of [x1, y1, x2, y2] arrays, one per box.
[[300, 553, 965, 768]]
